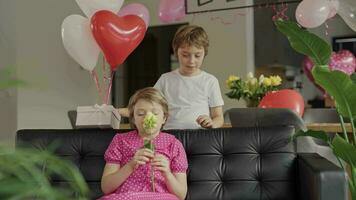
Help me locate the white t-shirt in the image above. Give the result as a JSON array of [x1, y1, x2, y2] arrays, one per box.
[[154, 69, 224, 129]]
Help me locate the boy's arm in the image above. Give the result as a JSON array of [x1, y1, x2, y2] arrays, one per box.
[[210, 106, 224, 128], [117, 108, 129, 117], [196, 106, 224, 128]]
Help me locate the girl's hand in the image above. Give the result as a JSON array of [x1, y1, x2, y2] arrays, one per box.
[[151, 154, 171, 177], [196, 115, 213, 128], [129, 148, 154, 169]]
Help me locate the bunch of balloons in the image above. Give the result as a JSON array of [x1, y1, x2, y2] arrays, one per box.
[[61, 0, 150, 104], [61, 0, 149, 72], [295, 0, 356, 31]]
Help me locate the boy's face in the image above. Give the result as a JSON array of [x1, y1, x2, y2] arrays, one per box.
[[177, 45, 205, 76], [133, 99, 166, 137]]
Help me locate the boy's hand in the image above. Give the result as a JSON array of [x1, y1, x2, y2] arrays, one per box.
[[151, 154, 171, 177], [130, 148, 154, 169], [196, 115, 213, 128]]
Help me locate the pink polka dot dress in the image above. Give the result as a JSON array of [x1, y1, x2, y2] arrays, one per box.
[[98, 130, 188, 200]]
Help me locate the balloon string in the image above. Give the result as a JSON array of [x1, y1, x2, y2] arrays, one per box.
[[105, 71, 114, 105], [102, 56, 106, 78], [91, 70, 104, 104], [325, 22, 329, 36]]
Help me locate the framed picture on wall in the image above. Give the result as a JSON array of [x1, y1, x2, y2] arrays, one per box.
[[185, 0, 301, 14]]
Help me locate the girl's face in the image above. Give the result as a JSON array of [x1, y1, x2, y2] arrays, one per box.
[[133, 99, 166, 138], [177, 45, 205, 76]]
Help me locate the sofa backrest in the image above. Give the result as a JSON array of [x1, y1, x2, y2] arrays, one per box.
[[16, 126, 296, 200]]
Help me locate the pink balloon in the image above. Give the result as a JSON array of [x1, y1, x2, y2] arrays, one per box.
[[302, 50, 356, 94], [118, 3, 150, 29], [159, 0, 185, 23], [329, 50, 356, 75], [295, 0, 330, 28]]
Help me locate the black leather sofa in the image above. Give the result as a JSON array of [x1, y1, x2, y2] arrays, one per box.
[[16, 127, 347, 200]]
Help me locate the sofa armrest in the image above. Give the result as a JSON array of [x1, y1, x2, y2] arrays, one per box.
[[297, 153, 347, 200]]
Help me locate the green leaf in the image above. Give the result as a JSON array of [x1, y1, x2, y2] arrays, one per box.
[[274, 19, 331, 65], [0, 67, 26, 90], [0, 146, 89, 199], [0, 80, 26, 90], [351, 73, 356, 84], [331, 134, 356, 166], [312, 66, 356, 119], [292, 129, 330, 144]]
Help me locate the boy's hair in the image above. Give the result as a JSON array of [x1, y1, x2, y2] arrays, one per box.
[[127, 87, 169, 128], [172, 25, 209, 56]]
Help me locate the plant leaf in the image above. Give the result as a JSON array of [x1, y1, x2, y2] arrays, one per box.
[[331, 134, 356, 166], [351, 73, 356, 84], [312, 66, 356, 119], [274, 19, 331, 65], [0, 80, 26, 90], [0, 146, 89, 199], [291, 129, 330, 144]]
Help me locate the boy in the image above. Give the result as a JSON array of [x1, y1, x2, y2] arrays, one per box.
[[119, 25, 224, 129]]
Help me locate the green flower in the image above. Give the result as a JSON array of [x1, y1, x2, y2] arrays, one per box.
[[143, 112, 157, 134], [225, 72, 282, 106]]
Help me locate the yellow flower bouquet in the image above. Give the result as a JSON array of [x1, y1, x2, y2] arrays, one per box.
[[225, 72, 282, 107]]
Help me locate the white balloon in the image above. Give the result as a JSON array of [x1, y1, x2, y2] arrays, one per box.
[[327, 0, 340, 19], [338, 0, 356, 31], [75, 0, 124, 18], [295, 0, 330, 28], [61, 15, 100, 71]]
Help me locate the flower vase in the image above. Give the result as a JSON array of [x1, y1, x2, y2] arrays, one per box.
[[245, 99, 259, 107]]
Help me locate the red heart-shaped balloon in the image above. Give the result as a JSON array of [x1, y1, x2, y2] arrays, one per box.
[[258, 89, 305, 117], [91, 10, 146, 71]]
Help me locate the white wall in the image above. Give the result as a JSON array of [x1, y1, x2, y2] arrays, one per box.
[[0, 1, 17, 144], [13, 0, 98, 131]]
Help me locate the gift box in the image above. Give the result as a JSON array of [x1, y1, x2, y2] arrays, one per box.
[[76, 104, 121, 129]]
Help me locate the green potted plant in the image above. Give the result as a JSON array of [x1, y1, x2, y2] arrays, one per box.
[[0, 67, 25, 90], [0, 67, 89, 199], [275, 19, 356, 199], [0, 146, 89, 199]]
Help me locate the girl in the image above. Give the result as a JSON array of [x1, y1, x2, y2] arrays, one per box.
[[99, 87, 188, 200]]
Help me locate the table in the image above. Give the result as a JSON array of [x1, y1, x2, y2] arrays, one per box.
[[120, 123, 354, 133], [306, 123, 353, 133]]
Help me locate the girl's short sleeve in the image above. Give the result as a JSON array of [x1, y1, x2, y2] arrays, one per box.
[[170, 139, 188, 173], [104, 135, 122, 165]]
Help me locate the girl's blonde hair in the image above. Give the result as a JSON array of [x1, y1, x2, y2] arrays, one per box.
[[172, 25, 209, 56], [127, 87, 168, 128]]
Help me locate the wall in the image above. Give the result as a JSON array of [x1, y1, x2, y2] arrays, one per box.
[[0, 1, 17, 145], [12, 0, 98, 131]]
